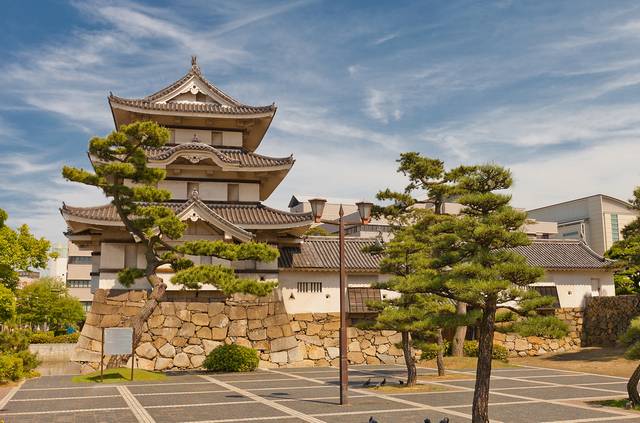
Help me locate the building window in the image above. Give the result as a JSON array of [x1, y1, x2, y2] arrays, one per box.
[[227, 184, 239, 202], [297, 282, 322, 293], [67, 280, 91, 288], [211, 131, 223, 145], [68, 256, 92, 264], [187, 182, 200, 199], [531, 285, 560, 308], [611, 214, 620, 242], [81, 301, 92, 312], [562, 231, 579, 238]]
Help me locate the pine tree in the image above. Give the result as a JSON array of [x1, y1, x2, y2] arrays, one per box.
[[62, 121, 279, 348], [606, 187, 640, 404]]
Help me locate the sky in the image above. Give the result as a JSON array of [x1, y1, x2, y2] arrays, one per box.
[[2, 0, 640, 244]]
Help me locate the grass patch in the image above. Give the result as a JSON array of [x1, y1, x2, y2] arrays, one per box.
[[367, 383, 450, 393], [592, 399, 640, 411], [72, 368, 166, 384], [419, 356, 518, 370]]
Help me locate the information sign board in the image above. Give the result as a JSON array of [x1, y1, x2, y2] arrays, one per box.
[[104, 327, 133, 355]]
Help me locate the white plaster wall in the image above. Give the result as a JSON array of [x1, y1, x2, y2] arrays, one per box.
[[239, 184, 260, 201], [173, 129, 212, 144], [222, 131, 243, 147], [537, 269, 615, 308], [279, 271, 384, 314]]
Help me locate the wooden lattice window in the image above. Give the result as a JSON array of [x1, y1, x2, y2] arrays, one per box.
[[297, 282, 322, 293]]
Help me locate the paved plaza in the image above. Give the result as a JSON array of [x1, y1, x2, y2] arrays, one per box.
[[1, 364, 640, 423]]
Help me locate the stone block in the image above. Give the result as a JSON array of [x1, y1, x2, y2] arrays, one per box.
[[288, 346, 304, 362], [306, 323, 322, 336], [160, 302, 176, 316], [236, 338, 252, 348], [188, 337, 201, 345], [377, 344, 389, 354], [377, 353, 396, 364], [91, 303, 120, 315], [290, 321, 301, 332], [82, 324, 102, 341], [346, 327, 358, 338], [192, 313, 210, 326], [211, 327, 228, 341], [248, 328, 267, 341], [228, 320, 248, 337], [99, 314, 121, 328], [209, 314, 230, 328], [172, 337, 187, 347], [247, 306, 268, 320], [248, 320, 263, 330], [177, 322, 196, 338], [183, 345, 204, 355], [196, 327, 212, 339], [191, 355, 206, 367], [148, 314, 165, 329], [323, 337, 338, 347], [322, 321, 340, 331], [348, 352, 365, 364], [494, 332, 507, 342], [173, 352, 190, 368], [307, 345, 325, 360], [271, 336, 298, 352], [154, 357, 173, 371], [294, 313, 314, 322], [266, 326, 283, 339], [187, 302, 208, 312], [136, 342, 157, 360], [259, 360, 278, 369], [71, 348, 101, 362], [152, 337, 168, 350], [281, 325, 294, 337], [163, 316, 182, 328], [208, 302, 225, 316], [228, 306, 247, 320], [327, 347, 339, 359], [366, 356, 381, 365], [271, 351, 288, 364], [158, 343, 176, 358], [514, 338, 529, 352], [362, 346, 377, 356], [348, 341, 361, 352], [297, 334, 322, 346], [177, 310, 191, 322], [85, 313, 101, 326]]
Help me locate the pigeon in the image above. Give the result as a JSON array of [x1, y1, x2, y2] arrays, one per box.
[[362, 378, 371, 387], [380, 378, 386, 386], [398, 380, 404, 385], [439, 418, 450, 423], [368, 417, 378, 423], [424, 419, 431, 423]]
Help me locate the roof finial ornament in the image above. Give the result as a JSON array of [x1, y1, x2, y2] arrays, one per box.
[[191, 55, 201, 74]]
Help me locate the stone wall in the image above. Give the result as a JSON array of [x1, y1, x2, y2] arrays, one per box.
[[72, 289, 408, 373], [493, 308, 583, 357], [583, 295, 640, 346]]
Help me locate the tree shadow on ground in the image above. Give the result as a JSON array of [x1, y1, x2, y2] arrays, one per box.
[[541, 347, 627, 362]]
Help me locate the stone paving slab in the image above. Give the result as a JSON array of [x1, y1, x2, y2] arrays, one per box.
[[0, 409, 139, 423], [12, 385, 119, 400], [393, 390, 526, 406], [449, 402, 626, 423], [313, 409, 472, 423], [147, 402, 289, 423], [525, 374, 626, 385], [136, 390, 250, 407], [488, 368, 577, 378], [3, 396, 129, 413], [445, 378, 549, 389], [499, 385, 627, 400], [280, 395, 419, 415], [254, 385, 342, 400], [126, 382, 214, 394]]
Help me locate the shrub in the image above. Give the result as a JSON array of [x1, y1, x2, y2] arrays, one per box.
[[495, 311, 516, 323], [510, 316, 569, 338], [15, 350, 40, 372], [0, 329, 31, 353], [29, 331, 79, 344], [621, 317, 640, 359], [0, 354, 24, 383], [203, 344, 259, 372], [462, 340, 509, 362]]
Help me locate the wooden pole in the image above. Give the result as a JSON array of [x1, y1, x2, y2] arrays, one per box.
[[100, 327, 105, 383], [131, 329, 135, 381], [339, 204, 349, 405]]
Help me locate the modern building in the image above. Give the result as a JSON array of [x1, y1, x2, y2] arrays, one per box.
[[527, 194, 638, 256], [66, 241, 93, 311], [43, 242, 68, 280]]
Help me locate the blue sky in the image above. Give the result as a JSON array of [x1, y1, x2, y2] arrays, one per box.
[[2, 0, 640, 244]]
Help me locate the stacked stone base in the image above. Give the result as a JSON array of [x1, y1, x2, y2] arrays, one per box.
[[72, 289, 411, 373], [494, 332, 580, 357]]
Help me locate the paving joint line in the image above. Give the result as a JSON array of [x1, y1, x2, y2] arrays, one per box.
[[0, 380, 23, 411], [199, 374, 325, 423], [117, 385, 156, 423]]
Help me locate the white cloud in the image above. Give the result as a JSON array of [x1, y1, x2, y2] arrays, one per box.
[[373, 32, 399, 45], [364, 88, 402, 124]]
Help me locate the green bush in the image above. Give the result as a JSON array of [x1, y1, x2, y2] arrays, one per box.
[[462, 340, 509, 362], [0, 354, 24, 383], [15, 350, 40, 372], [510, 316, 569, 338], [203, 344, 259, 372], [621, 317, 640, 359], [29, 331, 79, 344], [495, 311, 516, 323], [0, 329, 31, 353]]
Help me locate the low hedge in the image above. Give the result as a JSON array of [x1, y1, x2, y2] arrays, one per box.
[[463, 340, 509, 362], [29, 331, 79, 344], [509, 316, 569, 339], [203, 344, 259, 372]]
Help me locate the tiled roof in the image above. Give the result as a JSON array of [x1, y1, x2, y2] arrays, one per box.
[[348, 287, 382, 313], [109, 95, 275, 115], [278, 237, 612, 272], [109, 59, 276, 116], [61, 201, 312, 226], [144, 144, 293, 167], [510, 239, 612, 269], [278, 236, 382, 271]]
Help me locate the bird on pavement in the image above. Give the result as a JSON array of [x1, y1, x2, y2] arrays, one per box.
[[398, 380, 404, 385], [368, 417, 378, 423], [424, 419, 431, 423], [439, 418, 450, 423], [380, 378, 386, 386], [362, 378, 371, 387]]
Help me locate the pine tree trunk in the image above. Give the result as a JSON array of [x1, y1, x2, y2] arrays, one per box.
[[451, 301, 467, 357], [436, 328, 445, 376], [131, 274, 166, 348], [472, 300, 497, 423], [628, 363, 640, 405], [401, 331, 417, 387]]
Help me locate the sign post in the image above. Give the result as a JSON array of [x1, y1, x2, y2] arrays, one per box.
[[101, 327, 135, 381]]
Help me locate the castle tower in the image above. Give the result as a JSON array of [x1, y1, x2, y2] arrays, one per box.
[[61, 58, 313, 291]]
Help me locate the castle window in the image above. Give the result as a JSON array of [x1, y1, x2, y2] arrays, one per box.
[[227, 184, 239, 202], [67, 280, 91, 288], [68, 256, 92, 264], [187, 182, 200, 199], [297, 282, 322, 293], [211, 131, 223, 145]]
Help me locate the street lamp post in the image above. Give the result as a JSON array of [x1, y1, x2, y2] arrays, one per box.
[[308, 198, 373, 406]]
